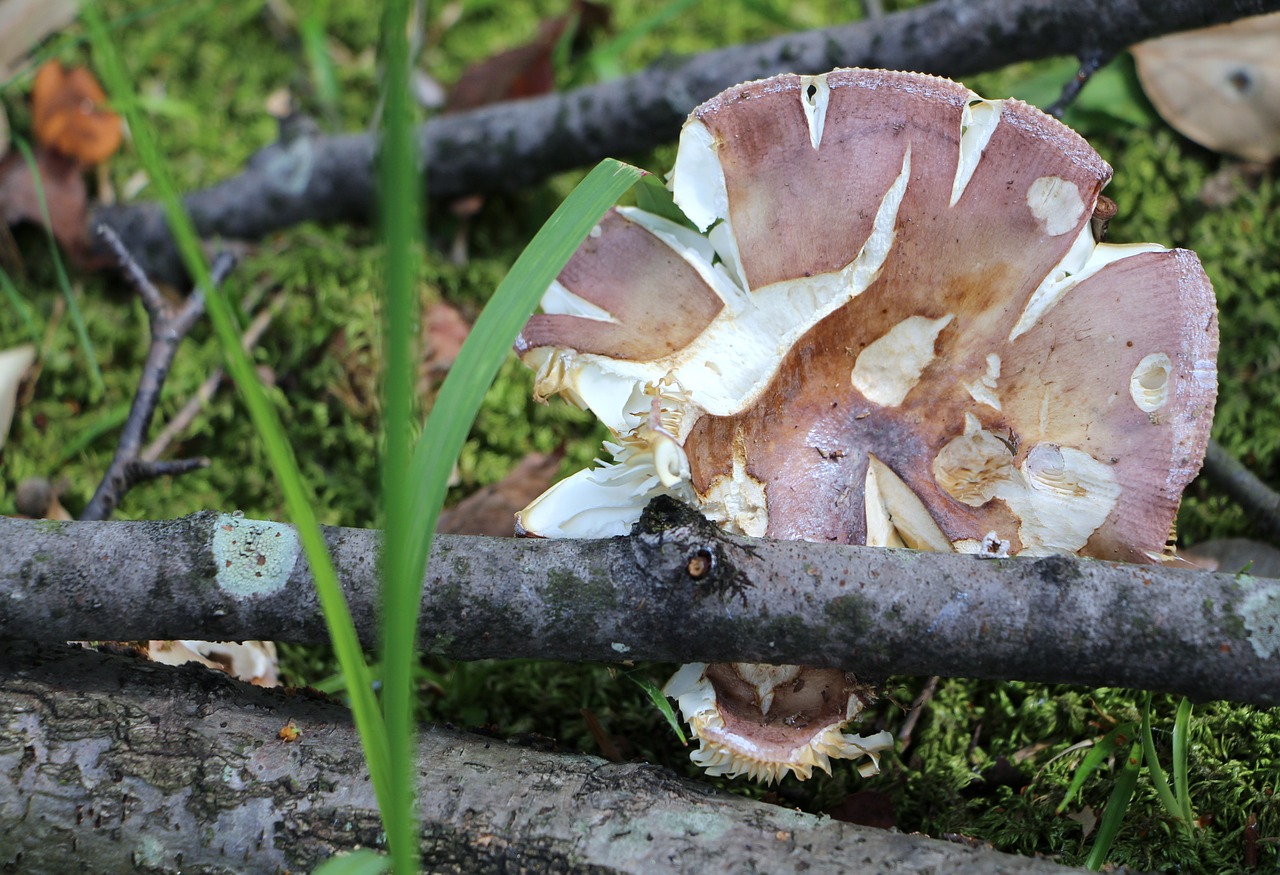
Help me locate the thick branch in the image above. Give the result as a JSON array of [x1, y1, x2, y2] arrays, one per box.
[[0, 640, 1073, 874], [3, 499, 1278, 705], [92, 0, 1280, 282], [1202, 439, 1280, 543]]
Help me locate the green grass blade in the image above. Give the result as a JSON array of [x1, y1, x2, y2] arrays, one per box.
[[1173, 697, 1195, 826], [1085, 741, 1142, 870], [581, 0, 698, 81], [1139, 693, 1182, 820], [404, 158, 645, 596], [0, 266, 43, 346], [13, 137, 104, 396], [376, 0, 421, 869], [301, 3, 340, 121], [81, 0, 392, 812], [632, 675, 686, 745], [311, 849, 391, 875], [1056, 721, 1136, 814]]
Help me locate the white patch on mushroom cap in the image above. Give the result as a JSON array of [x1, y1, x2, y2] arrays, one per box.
[[699, 436, 769, 537], [516, 420, 695, 538], [670, 120, 729, 232], [799, 73, 831, 149], [1010, 233, 1165, 342], [851, 314, 954, 407], [950, 97, 1002, 207], [963, 353, 1002, 410], [539, 279, 618, 323], [1006, 444, 1121, 555], [864, 455, 953, 551], [1130, 352, 1173, 413], [1026, 175, 1087, 237], [526, 149, 913, 437]]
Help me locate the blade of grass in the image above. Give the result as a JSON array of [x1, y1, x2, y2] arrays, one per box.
[[81, 0, 392, 812], [632, 675, 687, 745], [1056, 721, 1137, 814], [0, 265, 43, 346], [404, 158, 644, 595], [377, 0, 421, 869], [301, 0, 340, 122], [312, 848, 391, 875], [13, 137, 104, 397], [1172, 697, 1195, 826], [1139, 692, 1182, 820], [580, 0, 699, 81], [1084, 740, 1142, 870]]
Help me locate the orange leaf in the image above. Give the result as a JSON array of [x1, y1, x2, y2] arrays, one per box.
[[32, 61, 122, 166]]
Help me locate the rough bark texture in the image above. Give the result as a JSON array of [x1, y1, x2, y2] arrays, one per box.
[[91, 0, 1280, 282], [4, 499, 1279, 706], [0, 640, 1076, 875]]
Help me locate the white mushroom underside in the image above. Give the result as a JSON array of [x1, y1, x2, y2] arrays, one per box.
[[851, 314, 954, 407]]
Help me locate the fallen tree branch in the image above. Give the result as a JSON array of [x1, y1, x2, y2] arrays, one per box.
[[3, 497, 1278, 705], [92, 0, 1280, 282], [0, 640, 1074, 874], [1203, 439, 1280, 543]]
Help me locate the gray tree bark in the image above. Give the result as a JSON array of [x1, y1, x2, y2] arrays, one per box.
[[92, 0, 1280, 282], [0, 640, 1076, 874], [3, 498, 1279, 706]]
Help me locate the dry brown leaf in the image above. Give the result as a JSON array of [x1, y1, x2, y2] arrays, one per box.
[[423, 299, 471, 373], [1133, 12, 1280, 163], [32, 61, 123, 166], [0, 145, 87, 253], [444, 1, 609, 112], [1182, 537, 1280, 577], [436, 451, 563, 537]]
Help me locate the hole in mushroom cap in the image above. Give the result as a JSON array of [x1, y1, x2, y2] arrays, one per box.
[[1026, 175, 1086, 237], [1130, 352, 1173, 412]]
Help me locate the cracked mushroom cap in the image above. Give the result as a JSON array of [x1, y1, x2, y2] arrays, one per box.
[[516, 69, 1218, 782]]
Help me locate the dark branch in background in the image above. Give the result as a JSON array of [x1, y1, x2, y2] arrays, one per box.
[[1046, 49, 1114, 119], [3, 498, 1279, 706], [0, 641, 1072, 875], [78, 227, 235, 521], [92, 0, 1280, 284], [1203, 439, 1280, 543]]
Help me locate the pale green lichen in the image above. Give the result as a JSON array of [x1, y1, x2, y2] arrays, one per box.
[[1240, 578, 1280, 660], [211, 514, 300, 598]]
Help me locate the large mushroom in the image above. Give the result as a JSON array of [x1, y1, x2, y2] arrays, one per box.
[[515, 69, 1219, 783]]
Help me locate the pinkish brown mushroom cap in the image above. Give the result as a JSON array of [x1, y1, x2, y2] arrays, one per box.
[[515, 68, 1218, 782]]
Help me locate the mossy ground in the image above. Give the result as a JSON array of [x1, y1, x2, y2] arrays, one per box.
[[2, 2, 1279, 871]]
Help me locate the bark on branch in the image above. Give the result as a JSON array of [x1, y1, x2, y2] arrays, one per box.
[[0, 640, 1074, 874], [93, 0, 1280, 282], [3, 498, 1278, 706]]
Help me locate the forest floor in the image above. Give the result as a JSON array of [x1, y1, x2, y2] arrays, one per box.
[[2, 1, 1278, 871]]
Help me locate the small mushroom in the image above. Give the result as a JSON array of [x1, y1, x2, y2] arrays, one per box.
[[516, 69, 1218, 782]]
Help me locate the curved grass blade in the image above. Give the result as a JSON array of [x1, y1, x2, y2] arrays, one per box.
[[1056, 721, 1137, 814], [632, 675, 687, 745], [1140, 693, 1182, 821], [1172, 697, 1195, 826], [1084, 740, 1142, 870]]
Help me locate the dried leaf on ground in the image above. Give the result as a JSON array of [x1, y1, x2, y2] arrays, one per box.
[[1133, 12, 1280, 162], [436, 451, 563, 537], [422, 298, 471, 375], [0, 145, 87, 253], [32, 61, 123, 166], [0, 343, 34, 452], [444, 1, 609, 112]]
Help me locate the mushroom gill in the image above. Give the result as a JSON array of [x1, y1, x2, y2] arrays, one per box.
[[515, 69, 1218, 782]]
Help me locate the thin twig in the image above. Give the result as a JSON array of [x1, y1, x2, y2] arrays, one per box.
[[80, 227, 236, 521], [142, 290, 286, 462], [897, 675, 941, 750], [1046, 49, 1114, 119], [1202, 438, 1280, 543]]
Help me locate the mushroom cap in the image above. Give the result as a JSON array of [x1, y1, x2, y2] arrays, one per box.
[[516, 68, 1218, 780]]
